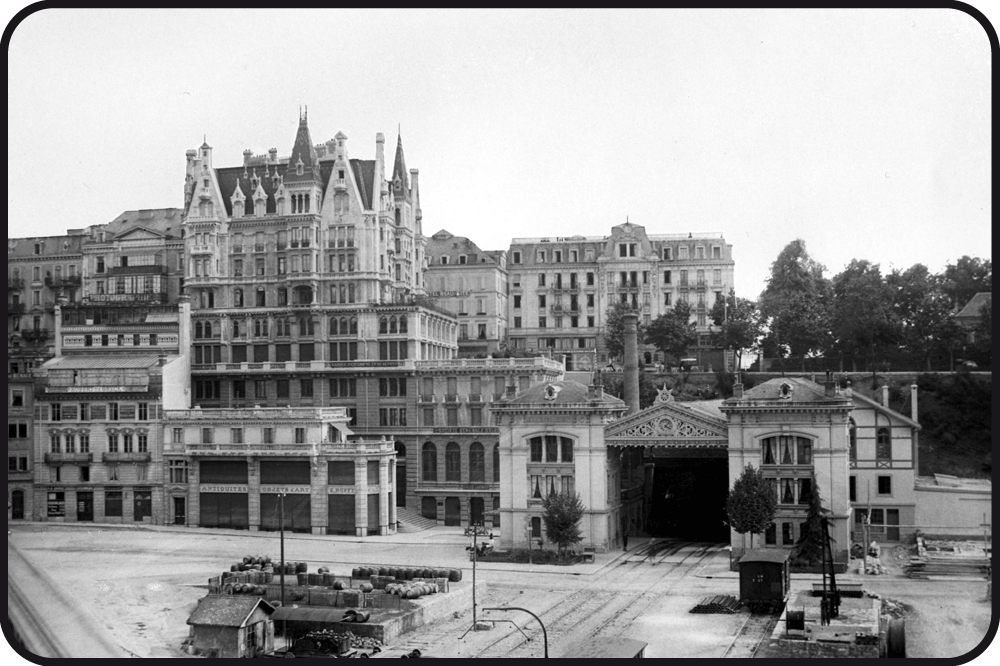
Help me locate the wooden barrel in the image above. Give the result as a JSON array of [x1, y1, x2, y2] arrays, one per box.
[[351, 568, 361, 579], [323, 573, 335, 587], [449, 569, 462, 582], [296, 562, 308, 574], [296, 573, 309, 586]]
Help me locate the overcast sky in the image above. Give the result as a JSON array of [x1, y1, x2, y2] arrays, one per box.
[[6, 8, 992, 298]]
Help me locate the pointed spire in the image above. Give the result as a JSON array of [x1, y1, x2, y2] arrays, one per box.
[[392, 130, 409, 192], [286, 109, 320, 184]]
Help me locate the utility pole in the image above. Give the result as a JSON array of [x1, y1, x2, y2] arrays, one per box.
[[460, 522, 491, 638], [279, 493, 286, 648]]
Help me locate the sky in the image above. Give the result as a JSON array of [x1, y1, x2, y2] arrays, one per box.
[[6, 7, 993, 300]]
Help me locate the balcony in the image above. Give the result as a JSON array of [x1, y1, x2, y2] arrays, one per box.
[[254, 244, 266, 252], [22, 328, 49, 343], [102, 452, 152, 463], [232, 245, 243, 253], [468, 394, 484, 403], [107, 266, 164, 277], [444, 394, 460, 403], [8, 278, 25, 290], [185, 442, 316, 457], [45, 275, 83, 289], [45, 452, 93, 464], [277, 243, 287, 250], [419, 394, 436, 403], [8, 302, 25, 316]]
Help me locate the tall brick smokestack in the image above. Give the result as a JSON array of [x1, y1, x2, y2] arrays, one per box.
[[623, 312, 640, 415]]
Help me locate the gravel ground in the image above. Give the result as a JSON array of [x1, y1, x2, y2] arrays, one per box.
[[7, 525, 995, 660]]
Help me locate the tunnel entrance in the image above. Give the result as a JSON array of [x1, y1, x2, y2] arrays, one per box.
[[646, 455, 729, 542]]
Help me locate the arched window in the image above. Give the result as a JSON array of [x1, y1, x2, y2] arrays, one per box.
[[329, 317, 339, 335], [380, 317, 388, 334], [422, 442, 437, 482], [390, 316, 398, 334], [340, 317, 349, 335], [445, 442, 461, 482], [234, 289, 243, 307], [848, 419, 857, 462], [876, 427, 891, 462], [204, 321, 212, 338], [469, 442, 485, 482], [232, 320, 240, 337], [349, 317, 358, 334], [493, 444, 500, 483], [399, 316, 408, 333], [560, 437, 573, 463], [195, 322, 203, 339]]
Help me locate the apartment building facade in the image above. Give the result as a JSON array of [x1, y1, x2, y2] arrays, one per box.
[[424, 229, 508, 357], [507, 221, 735, 370]]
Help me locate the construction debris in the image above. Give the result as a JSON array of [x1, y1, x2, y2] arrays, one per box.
[[904, 537, 991, 579], [690, 595, 741, 614]]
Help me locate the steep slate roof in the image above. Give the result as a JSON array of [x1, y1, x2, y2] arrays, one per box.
[[426, 230, 496, 265], [284, 115, 322, 185], [101, 208, 183, 240], [350, 159, 376, 210], [956, 292, 991, 319], [187, 596, 273, 627], [502, 379, 624, 406], [678, 399, 726, 421], [8, 235, 85, 258]]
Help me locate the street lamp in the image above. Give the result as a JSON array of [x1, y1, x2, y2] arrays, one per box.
[[483, 607, 548, 658], [459, 521, 491, 638]]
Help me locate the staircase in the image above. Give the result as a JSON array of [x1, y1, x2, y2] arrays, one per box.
[[395, 508, 439, 533]]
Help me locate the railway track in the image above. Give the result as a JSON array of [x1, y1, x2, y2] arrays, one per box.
[[722, 605, 783, 658], [471, 540, 726, 659]]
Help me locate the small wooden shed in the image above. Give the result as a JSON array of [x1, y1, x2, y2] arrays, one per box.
[[738, 549, 791, 604], [187, 596, 275, 658]]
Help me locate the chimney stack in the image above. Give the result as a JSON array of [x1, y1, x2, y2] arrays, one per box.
[[910, 384, 918, 422], [824, 370, 836, 397], [881, 384, 890, 407], [623, 313, 640, 415], [732, 372, 743, 399], [505, 383, 517, 400]]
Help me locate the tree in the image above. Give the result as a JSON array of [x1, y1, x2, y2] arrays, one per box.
[[940, 256, 992, 309], [972, 299, 992, 367], [888, 264, 964, 370], [830, 259, 900, 372], [725, 464, 777, 549], [758, 240, 833, 369], [541, 491, 585, 557], [602, 372, 659, 410], [603, 302, 645, 363], [645, 301, 697, 365], [791, 481, 828, 566], [709, 289, 763, 370]]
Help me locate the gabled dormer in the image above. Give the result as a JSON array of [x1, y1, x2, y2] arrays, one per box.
[[284, 109, 323, 216], [230, 181, 246, 219]]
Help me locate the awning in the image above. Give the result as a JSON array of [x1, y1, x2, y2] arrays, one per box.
[[332, 423, 355, 438]]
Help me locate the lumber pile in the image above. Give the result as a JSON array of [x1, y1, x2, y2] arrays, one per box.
[[690, 595, 741, 614], [905, 537, 990, 579]]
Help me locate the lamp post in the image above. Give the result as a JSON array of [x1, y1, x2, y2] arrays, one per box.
[[483, 607, 548, 658], [460, 521, 491, 638]]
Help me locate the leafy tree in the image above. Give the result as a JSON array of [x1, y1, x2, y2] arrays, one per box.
[[602, 372, 659, 410], [725, 464, 777, 549], [940, 256, 991, 309], [645, 301, 697, 365], [791, 482, 829, 566], [972, 299, 992, 367], [603, 302, 645, 362], [830, 259, 900, 371], [541, 491, 585, 557], [709, 289, 763, 370], [759, 240, 833, 369], [888, 264, 964, 370]]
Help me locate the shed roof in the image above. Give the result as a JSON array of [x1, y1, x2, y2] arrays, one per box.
[[187, 596, 274, 627], [739, 549, 791, 564], [956, 292, 991, 319]]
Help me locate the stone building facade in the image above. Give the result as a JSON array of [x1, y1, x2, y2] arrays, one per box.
[[424, 229, 508, 357], [162, 407, 395, 535], [506, 221, 735, 371]]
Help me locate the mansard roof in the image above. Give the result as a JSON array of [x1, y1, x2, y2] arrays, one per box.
[[738, 377, 837, 403], [498, 379, 624, 408], [102, 209, 183, 241]]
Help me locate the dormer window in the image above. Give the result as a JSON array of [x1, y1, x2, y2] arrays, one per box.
[[34, 243, 41, 255], [296, 159, 304, 176], [339, 170, 345, 180], [543, 384, 562, 401], [778, 382, 793, 399]]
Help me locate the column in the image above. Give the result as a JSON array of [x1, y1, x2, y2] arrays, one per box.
[[387, 457, 397, 530], [188, 460, 200, 527], [312, 456, 327, 535], [379, 458, 390, 536], [355, 459, 368, 537], [247, 457, 260, 531]]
